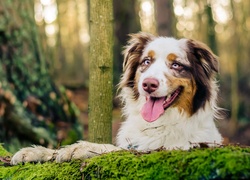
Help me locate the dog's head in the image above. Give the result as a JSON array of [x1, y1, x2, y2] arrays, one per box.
[[119, 32, 219, 122]]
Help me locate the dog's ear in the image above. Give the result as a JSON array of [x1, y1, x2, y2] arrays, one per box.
[[120, 32, 154, 88], [122, 32, 155, 71], [184, 39, 219, 112], [186, 39, 219, 78]]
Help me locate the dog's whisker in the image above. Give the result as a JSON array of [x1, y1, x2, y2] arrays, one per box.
[[141, 125, 164, 132]]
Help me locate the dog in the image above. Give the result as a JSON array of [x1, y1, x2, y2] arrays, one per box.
[[11, 32, 223, 165]]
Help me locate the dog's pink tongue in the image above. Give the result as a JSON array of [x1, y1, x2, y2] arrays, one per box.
[[141, 97, 165, 122]]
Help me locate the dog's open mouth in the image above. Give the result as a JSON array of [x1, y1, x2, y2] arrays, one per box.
[[141, 87, 182, 122]]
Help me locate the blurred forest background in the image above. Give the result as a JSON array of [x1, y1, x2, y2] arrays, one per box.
[[1, 0, 250, 152]]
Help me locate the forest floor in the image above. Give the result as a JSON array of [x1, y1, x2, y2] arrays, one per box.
[[69, 87, 250, 146]]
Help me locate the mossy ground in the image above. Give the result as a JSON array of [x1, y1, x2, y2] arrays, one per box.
[[0, 144, 250, 179]]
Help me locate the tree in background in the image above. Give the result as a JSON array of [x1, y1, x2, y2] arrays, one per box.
[[113, 0, 141, 86], [88, 0, 114, 143], [154, 0, 174, 36], [0, 0, 82, 152]]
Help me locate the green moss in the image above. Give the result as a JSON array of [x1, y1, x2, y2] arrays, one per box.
[[0, 161, 83, 180], [0, 145, 250, 179], [82, 146, 250, 179], [0, 144, 83, 179], [0, 144, 12, 157]]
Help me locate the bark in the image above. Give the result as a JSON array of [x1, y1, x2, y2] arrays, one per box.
[[88, 0, 114, 143]]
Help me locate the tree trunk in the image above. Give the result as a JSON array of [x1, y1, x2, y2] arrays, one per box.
[[113, 0, 141, 85], [0, 0, 81, 152], [88, 0, 113, 143], [205, 4, 218, 54], [154, 0, 174, 36], [228, 0, 240, 135]]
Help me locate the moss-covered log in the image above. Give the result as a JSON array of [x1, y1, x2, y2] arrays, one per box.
[[1, 144, 250, 179]]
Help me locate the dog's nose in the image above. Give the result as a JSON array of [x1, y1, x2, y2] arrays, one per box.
[[142, 78, 159, 93]]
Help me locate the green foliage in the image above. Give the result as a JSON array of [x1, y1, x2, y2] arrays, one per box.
[[1, 145, 250, 179], [0, 144, 11, 157], [0, 0, 82, 152]]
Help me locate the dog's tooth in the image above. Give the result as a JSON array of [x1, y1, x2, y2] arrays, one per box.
[[167, 94, 171, 99]]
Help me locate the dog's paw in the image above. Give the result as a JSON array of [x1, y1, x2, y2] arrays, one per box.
[[56, 141, 122, 163], [10, 146, 56, 165], [10, 141, 121, 164]]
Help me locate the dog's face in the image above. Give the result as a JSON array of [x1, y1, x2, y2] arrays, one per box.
[[119, 32, 218, 122]]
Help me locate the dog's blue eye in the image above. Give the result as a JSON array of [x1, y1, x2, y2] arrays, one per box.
[[171, 63, 181, 69], [143, 58, 151, 66], [172, 63, 179, 68], [144, 60, 150, 65]]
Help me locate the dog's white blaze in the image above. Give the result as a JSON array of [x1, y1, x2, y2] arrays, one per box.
[[143, 37, 190, 65], [138, 58, 169, 97], [138, 37, 189, 97]]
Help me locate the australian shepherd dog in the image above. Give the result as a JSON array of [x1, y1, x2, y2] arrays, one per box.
[[11, 32, 223, 165]]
